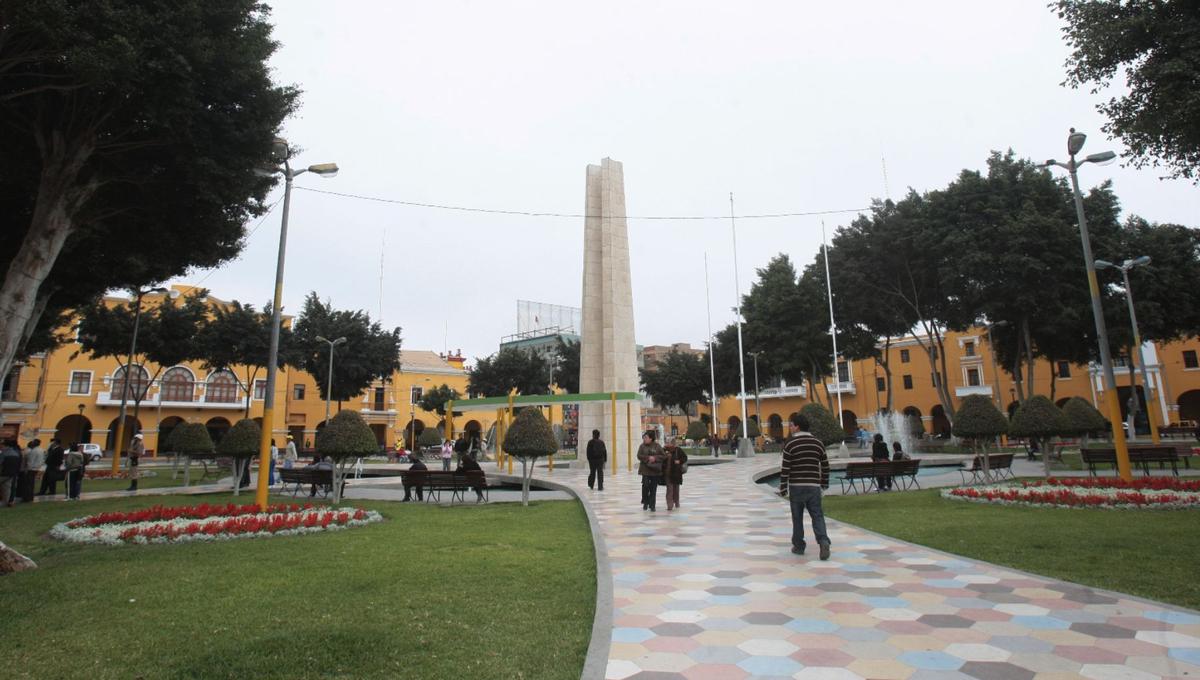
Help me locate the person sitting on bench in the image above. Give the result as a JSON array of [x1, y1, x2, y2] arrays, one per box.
[[303, 455, 333, 497], [457, 452, 485, 502], [402, 453, 427, 502]]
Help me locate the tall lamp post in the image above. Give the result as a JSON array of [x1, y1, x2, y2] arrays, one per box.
[[1095, 256, 1160, 443], [984, 320, 1008, 409], [255, 137, 338, 509], [748, 351, 763, 433], [1043, 128, 1132, 481], [111, 286, 168, 474], [728, 194, 752, 457], [315, 335, 347, 426]]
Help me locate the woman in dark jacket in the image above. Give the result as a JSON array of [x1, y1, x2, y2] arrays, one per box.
[[636, 431, 664, 511], [871, 433, 892, 491], [661, 438, 688, 511]]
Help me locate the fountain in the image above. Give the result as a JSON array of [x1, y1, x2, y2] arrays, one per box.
[[870, 410, 919, 458]]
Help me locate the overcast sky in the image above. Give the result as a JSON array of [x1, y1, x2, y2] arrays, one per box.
[[169, 1, 1199, 365]]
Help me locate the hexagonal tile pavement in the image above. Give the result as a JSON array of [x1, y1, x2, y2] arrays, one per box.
[[739, 611, 791, 625]]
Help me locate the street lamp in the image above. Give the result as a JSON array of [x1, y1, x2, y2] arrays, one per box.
[[1043, 128, 1132, 481], [984, 320, 1008, 408], [315, 335, 347, 426], [254, 137, 339, 509], [1094, 256, 1160, 443], [748, 351, 763, 433], [110, 286, 169, 474], [728, 194, 752, 457]]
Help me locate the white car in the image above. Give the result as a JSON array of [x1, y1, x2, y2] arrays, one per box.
[[80, 443, 103, 462]]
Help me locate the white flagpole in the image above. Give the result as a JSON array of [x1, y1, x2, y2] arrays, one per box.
[[704, 252, 719, 447], [821, 221, 845, 433], [730, 194, 751, 454]]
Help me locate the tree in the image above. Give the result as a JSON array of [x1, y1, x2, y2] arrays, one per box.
[[1062, 396, 1109, 447], [1056, 0, 1200, 180], [165, 422, 214, 456], [640, 350, 708, 423], [684, 420, 709, 443], [198, 301, 297, 417], [502, 407, 558, 506], [552, 337, 580, 394], [315, 410, 377, 504], [417, 427, 444, 450], [468, 347, 549, 397], [417, 384, 460, 416], [1009, 396, 1070, 477], [0, 1, 297, 389], [800, 404, 845, 447], [216, 418, 261, 496], [292, 293, 402, 408], [952, 395, 1009, 481]]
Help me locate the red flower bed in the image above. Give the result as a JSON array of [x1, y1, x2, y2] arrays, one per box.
[[1023, 477, 1200, 492], [68, 502, 314, 528], [113, 509, 367, 542]]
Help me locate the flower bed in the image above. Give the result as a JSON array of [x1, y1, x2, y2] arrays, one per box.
[[50, 502, 383, 545], [943, 477, 1200, 510], [84, 470, 157, 480]]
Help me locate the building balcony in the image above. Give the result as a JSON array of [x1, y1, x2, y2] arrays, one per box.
[[954, 384, 994, 397], [824, 381, 856, 395], [94, 392, 246, 410], [740, 384, 807, 400]]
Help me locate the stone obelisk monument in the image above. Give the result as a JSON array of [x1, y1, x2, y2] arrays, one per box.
[[578, 158, 641, 451]]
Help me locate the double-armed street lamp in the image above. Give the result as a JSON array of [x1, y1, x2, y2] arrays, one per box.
[[1094, 256, 1161, 443], [111, 286, 170, 474], [748, 351, 763, 431], [1043, 128, 1132, 481], [315, 335, 347, 426], [254, 137, 338, 509]]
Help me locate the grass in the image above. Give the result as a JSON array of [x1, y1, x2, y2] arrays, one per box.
[[824, 488, 1200, 610], [76, 464, 219, 493], [0, 492, 595, 680]]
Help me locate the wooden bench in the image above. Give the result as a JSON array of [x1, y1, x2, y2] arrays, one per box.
[[279, 468, 345, 498], [1082, 446, 1183, 476], [400, 469, 488, 503], [1160, 425, 1197, 439], [891, 458, 922, 490], [839, 461, 895, 495], [958, 453, 1014, 485]]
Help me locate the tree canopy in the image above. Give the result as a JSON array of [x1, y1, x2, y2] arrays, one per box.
[[553, 337, 580, 394], [502, 407, 558, 505], [216, 419, 261, 457], [1056, 0, 1200, 180], [640, 350, 708, 423], [1009, 396, 1070, 439], [800, 404, 845, 446], [417, 384, 460, 416], [197, 300, 298, 416], [165, 423, 214, 456], [292, 293, 402, 405], [952, 395, 1009, 440], [468, 347, 549, 397]]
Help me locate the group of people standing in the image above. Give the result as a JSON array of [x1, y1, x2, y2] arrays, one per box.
[[1, 437, 90, 505], [636, 430, 688, 511]]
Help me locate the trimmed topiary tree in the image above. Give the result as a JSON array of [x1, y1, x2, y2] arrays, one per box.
[[217, 419, 260, 496], [502, 407, 558, 506], [952, 395, 1009, 481], [1009, 395, 1070, 478], [801, 403, 845, 447], [417, 427, 444, 450], [316, 410, 378, 504], [1062, 397, 1108, 447], [165, 422, 214, 487], [745, 418, 761, 439], [685, 420, 709, 444]]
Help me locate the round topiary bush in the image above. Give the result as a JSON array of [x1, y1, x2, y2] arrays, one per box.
[[316, 410, 378, 503], [1062, 396, 1108, 442], [800, 403, 845, 446], [417, 427, 444, 449], [217, 419, 261, 494], [685, 420, 709, 443], [1010, 395, 1070, 476], [166, 422, 214, 456], [953, 395, 1008, 443], [502, 407, 558, 505], [745, 418, 761, 438]]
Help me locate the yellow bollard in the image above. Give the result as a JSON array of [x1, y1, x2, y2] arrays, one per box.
[[610, 392, 618, 475]]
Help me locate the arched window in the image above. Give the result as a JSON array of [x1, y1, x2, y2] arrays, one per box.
[[111, 365, 150, 401], [161, 367, 195, 402], [206, 371, 239, 403]]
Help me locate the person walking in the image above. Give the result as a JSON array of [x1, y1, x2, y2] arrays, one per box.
[[268, 439, 279, 487], [778, 413, 831, 560], [0, 439, 21, 506], [440, 439, 453, 471], [662, 437, 688, 511], [870, 433, 892, 491], [125, 433, 144, 492], [284, 435, 299, 470], [20, 438, 45, 503], [585, 429, 607, 491], [39, 439, 65, 496], [636, 431, 664, 511], [64, 443, 86, 500]]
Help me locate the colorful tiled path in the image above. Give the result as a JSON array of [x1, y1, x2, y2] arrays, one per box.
[[547, 456, 1200, 680]]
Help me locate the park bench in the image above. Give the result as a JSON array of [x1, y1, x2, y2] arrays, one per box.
[[279, 468, 345, 499], [1160, 425, 1197, 439], [958, 453, 1015, 485], [839, 461, 882, 495], [400, 469, 488, 504], [1082, 445, 1182, 476], [891, 458, 922, 490]]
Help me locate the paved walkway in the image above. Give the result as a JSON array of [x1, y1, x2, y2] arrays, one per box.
[[546, 456, 1200, 680]]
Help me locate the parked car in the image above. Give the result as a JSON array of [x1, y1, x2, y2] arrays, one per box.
[[80, 443, 103, 462]]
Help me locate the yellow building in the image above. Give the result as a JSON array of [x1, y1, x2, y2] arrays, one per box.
[[704, 327, 1200, 441], [0, 286, 494, 455]]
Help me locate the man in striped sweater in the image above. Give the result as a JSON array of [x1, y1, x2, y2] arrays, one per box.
[[778, 413, 831, 560]]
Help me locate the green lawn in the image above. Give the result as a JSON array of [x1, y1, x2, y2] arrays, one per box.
[[825, 488, 1200, 610], [76, 464, 220, 493], [0, 493, 595, 680]]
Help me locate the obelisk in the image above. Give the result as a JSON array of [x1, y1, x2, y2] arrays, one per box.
[[578, 158, 642, 454]]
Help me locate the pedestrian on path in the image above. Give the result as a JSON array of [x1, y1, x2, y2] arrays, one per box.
[[440, 439, 453, 471], [284, 435, 298, 469], [585, 429, 607, 491], [662, 437, 688, 510], [20, 438, 44, 503], [39, 439, 65, 496], [125, 433, 144, 491], [636, 431, 664, 512], [778, 413, 831, 560], [64, 443, 86, 500], [0, 439, 20, 506]]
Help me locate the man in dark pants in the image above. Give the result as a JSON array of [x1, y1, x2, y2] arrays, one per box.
[[125, 433, 144, 491], [457, 451, 485, 502], [402, 454, 427, 501], [585, 429, 607, 490], [778, 413, 831, 560], [39, 439, 65, 496]]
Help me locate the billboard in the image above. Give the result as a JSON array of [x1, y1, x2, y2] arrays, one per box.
[[517, 300, 582, 336]]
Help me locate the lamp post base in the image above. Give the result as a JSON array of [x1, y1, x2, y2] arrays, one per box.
[[736, 438, 756, 458]]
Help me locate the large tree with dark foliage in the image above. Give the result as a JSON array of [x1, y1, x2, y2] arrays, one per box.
[[0, 1, 297, 391], [553, 337, 581, 394], [292, 293, 402, 409], [640, 350, 708, 423], [1056, 0, 1200, 180], [197, 301, 298, 418], [468, 347, 550, 397]]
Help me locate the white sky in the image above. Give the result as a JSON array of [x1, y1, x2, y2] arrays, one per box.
[[170, 1, 1200, 365]]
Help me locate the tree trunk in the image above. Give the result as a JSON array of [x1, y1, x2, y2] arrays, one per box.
[[0, 540, 37, 574], [1049, 361, 1058, 402], [232, 458, 242, 496], [881, 337, 894, 412], [932, 329, 956, 421], [1022, 317, 1036, 398], [521, 459, 530, 506], [979, 437, 990, 484], [0, 136, 96, 390], [16, 290, 54, 358], [1012, 334, 1025, 404], [333, 460, 349, 504]]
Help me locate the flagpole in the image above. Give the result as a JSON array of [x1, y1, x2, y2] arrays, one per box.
[[704, 252, 719, 452], [821, 221, 846, 440], [730, 193, 752, 456]]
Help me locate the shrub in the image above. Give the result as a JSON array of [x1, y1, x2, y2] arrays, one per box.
[[685, 421, 709, 442], [745, 418, 761, 438], [800, 403, 845, 446], [417, 427, 444, 449], [1062, 397, 1108, 436], [316, 411, 378, 504], [502, 407, 558, 505], [1009, 396, 1070, 439], [165, 423, 214, 456], [953, 395, 1008, 440], [217, 419, 261, 457]]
